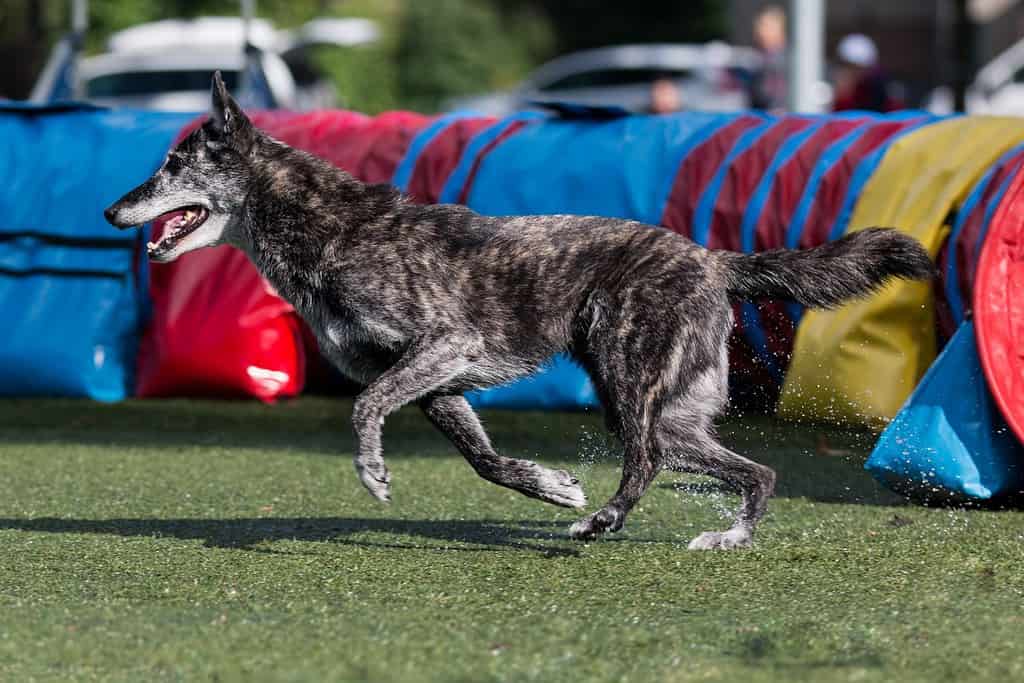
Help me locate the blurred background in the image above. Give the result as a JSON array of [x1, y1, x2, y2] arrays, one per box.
[[4, 0, 1024, 117]]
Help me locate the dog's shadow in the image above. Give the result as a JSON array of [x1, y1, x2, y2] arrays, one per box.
[[0, 516, 595, 557]]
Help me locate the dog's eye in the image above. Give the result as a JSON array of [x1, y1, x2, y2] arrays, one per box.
[[164, 154, 183, 174]]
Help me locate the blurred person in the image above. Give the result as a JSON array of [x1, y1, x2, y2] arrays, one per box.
[[748, 4, 787, 111], [649, 76, 683, 114], [832, 33, 905, 112]]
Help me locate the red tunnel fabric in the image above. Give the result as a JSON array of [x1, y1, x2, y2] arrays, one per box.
[[700, 118, 817, 405], [706, 117, 815, 251], [744, 118, 873, 391], [752, 118, 871, 251], [660, 115, 764, 238], [797, 117, 923, 249], [937, 148, 1024, 338], [137, 110, 430, 401]]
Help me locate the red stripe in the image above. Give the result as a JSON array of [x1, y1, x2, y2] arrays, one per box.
[[799, 118, 922, 249], [706, 118, 815, 251], [753, 118, 869, 251], [660, 115, 763, 237], [406, 117, 495, 204]]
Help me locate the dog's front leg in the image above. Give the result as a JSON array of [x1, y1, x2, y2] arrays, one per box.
[[420, 394, 586, 508], [351, 332, 474, 502]]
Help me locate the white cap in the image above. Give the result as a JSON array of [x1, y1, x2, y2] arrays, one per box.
[[837, 34, 878, 68]]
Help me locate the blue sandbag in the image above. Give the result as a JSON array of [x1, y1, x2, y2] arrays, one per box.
[[866, 321, 1024, 502], [0, 104, 193, 400]]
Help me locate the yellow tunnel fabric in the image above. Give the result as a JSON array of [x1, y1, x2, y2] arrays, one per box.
[[778, 116, 1024, 427]]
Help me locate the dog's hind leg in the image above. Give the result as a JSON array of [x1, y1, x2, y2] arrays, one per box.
[[666, 429, 775, 550], [350, 331, 476, 503], [420, 395, 586, 508], [657, 377, 776, 550]]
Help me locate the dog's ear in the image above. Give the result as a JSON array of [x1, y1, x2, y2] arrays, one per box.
[[209, 71, 253, 146]]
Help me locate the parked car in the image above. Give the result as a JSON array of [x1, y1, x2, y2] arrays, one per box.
[[31, 15, 378, 111], [445, 42, 763, 115]]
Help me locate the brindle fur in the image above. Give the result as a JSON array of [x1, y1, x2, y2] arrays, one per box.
[[106, 74, 934, 549]]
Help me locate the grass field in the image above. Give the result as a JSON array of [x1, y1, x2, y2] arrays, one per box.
[[0, 398, 1022, 682]]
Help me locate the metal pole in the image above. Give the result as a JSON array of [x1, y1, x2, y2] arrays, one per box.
[[241, 0, 254, 48], [72, 0, 88, 34], [952, 0, 974, 112], [787, 0, 826, 113]]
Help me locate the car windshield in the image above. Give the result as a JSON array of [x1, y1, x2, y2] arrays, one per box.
[[538, 67, 695, 92], [85, 69, 240, 97]]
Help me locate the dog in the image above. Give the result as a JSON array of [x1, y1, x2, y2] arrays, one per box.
[[105, 73, 934, 549]]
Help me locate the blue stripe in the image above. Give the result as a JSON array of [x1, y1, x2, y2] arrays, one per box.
[[786, 121, 873, 250], [782, 120, 875, 320], [692, 119, 775, 246], [391, 111, 480, 192], [828, 115, 938, 242], [439, 112, 545, 205], [741, 117, 821, 252]]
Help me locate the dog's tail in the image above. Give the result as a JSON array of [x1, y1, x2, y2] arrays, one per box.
[[717, 228, 935, 309]]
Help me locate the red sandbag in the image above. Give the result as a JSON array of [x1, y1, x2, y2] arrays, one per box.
[[136, 236, 304, 401]]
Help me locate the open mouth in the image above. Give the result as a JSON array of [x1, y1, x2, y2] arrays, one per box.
[[147, 206, 209, 258]]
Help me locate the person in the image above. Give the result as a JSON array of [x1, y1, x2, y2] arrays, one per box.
[[748, 4, 787, 111], [832, 33, 905, 112], [648, 76, 683, 114]]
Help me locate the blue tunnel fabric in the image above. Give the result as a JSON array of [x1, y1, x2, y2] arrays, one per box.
[[457, 111, 741, 409], [866, 321, 1024, 501], [0, 105, 192, 400], [439, 112, 546, 205]]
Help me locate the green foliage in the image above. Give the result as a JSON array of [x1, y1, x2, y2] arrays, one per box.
[[395, 0, 550, 113]]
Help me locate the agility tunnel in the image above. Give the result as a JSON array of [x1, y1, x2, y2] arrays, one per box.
[[0, 103, 1021, 502]]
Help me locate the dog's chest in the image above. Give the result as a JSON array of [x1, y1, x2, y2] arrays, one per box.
[[293, 297, 404, 378]]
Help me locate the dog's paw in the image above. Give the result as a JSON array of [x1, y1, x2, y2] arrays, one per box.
[[530, 466, 587, 509], [687, 527, 752, 550], [569, 506, 624, 541], [354, 459, 391, 503]]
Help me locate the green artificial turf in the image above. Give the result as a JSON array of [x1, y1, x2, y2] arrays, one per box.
[[0, 398, 1021, 682]]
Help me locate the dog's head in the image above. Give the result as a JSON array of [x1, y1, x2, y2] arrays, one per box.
[[104, 72, 258, 262]]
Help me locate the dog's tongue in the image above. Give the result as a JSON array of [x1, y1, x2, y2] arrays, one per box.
[[156, 209, 189, 231]]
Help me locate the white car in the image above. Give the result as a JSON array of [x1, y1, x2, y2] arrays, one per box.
[[446, 42, 763, 115], [31, 16, 378, 111]]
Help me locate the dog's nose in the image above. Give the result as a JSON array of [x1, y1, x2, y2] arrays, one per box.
[[103, 205, 118, 225]]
